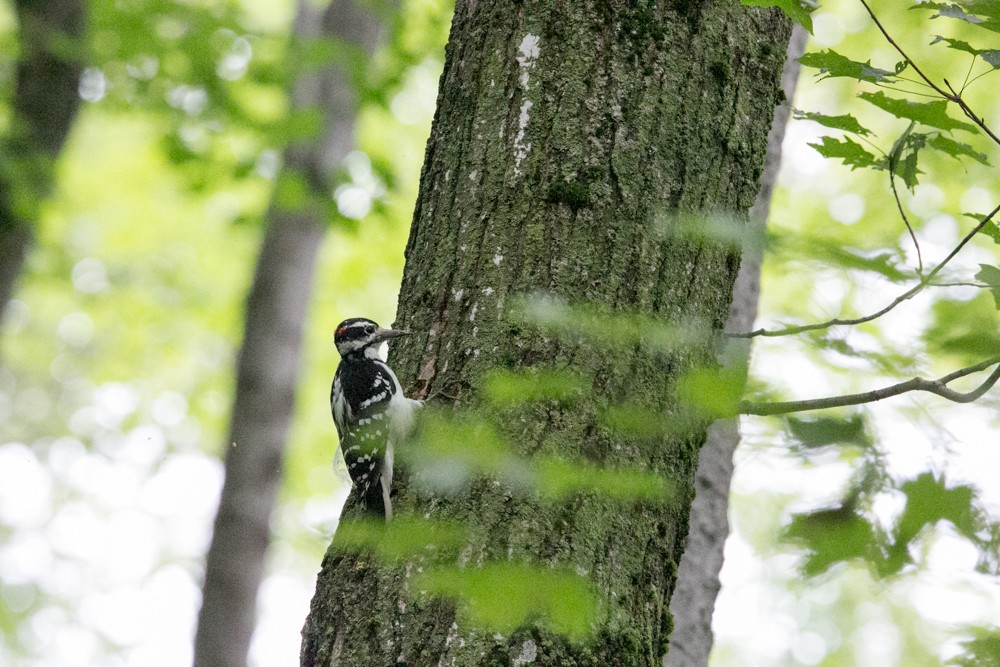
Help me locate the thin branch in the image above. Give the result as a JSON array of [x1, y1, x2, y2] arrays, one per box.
[[729, 202, 1000, 339], [961, 55, 976, 92], [928, 281, 988, 289], [888, 125, 923, 274], [858, 0, 1000, 148], [741, 355, 1000, 416]]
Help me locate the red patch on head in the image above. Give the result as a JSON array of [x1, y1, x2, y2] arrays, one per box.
[[336, 326, 348, 337]]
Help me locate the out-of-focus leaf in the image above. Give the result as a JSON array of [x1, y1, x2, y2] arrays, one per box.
[[518, 295, 711, 354], [414, 564, 598, 638], [333, 517, 467, 560], [983, 50, 1000, 66], [925, 295, 1000, 359], [675, 366, 746, 419], [808, 136, 883, 170], [974, 264, 1000, 308], [928, 135, 990, 164], [482, 369, 586, 405], [741, 0, 818, 32], [883, 473, 979, 575], [786, 415, 871, 448], [860, 91, 977, 133], [536, 458, 672, 502], [799, 50, 897, 82], [794, 109, 873, 136], [950, 629, 1000, 666], [785, 507, 877, 576]]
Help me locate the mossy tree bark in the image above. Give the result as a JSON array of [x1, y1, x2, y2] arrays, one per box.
[[302, 2, 791, 665]]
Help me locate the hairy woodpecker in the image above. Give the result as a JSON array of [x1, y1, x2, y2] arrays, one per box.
[[331, 317, 418, 520]]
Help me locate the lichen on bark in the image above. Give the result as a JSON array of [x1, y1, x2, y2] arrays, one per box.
[[302, 2, 791, 665]]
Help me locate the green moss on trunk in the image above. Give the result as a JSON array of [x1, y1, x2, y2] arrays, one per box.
[[302, 1, 790, 665]]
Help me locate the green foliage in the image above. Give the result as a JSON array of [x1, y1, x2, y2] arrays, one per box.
[[794, 109, 873, 136], [332, 517, 467, 560], [799, 49, 901, 82], [859, 91, 976, 133], [786, 414, 871, 448], [925, 295, 1000, 359], [414, 564, 598, 639], [913, 1, 1000, 33], [807, 135, 883, 170], [786, 506, 878, 576], [974, 264, 1000, 308]]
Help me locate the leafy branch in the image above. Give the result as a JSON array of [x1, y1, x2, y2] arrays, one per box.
[[742, 354, 1000, 415], [730, 202, 1000, 338]]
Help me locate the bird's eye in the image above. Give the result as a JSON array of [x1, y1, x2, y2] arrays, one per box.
[[365, 325, 376, 335]]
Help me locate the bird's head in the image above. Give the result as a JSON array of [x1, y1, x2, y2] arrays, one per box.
[[334, 317, 409, 358]]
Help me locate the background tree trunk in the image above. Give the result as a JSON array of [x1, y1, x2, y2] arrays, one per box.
[[302, 2, 791, 665], [0, 0, 85, 326], [662, 25, 808, 667], [193, 2, 390, 665]]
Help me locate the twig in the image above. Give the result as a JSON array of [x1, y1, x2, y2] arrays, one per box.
[[729, 202, 1000, 338], [888, 123, 923, 274], [858, 0, 1000, 148], [741, 355, 1000, 415]]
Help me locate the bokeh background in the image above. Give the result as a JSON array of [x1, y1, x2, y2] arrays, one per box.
[[1, 0, 999, 665]]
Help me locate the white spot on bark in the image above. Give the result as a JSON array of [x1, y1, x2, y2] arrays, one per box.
[[469, 303, 478, 322], [516, 34, 540, 88], [513, 640, 537, 666], [493, 252, 504, 266], [453, 288, 464, 302], [513, 100, 533, 175], [469, 170, 478, 181], [483, 287, 494, 296]]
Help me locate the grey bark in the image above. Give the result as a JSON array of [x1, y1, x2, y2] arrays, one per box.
[[0, 0, 85, 324], [301, 2, 792, 665], [663, 25, 808, 667], [192, 2, 389, 666]]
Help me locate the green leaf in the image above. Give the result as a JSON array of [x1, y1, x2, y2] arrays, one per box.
[[859, 91, 977, 132], [799, 49, 897, 82], [975, 264, 1000, 308], [786, 415, 871, 448], [414, 564, 598, 638], [675, 366, 746, 418], [982, 50, 1000, 67], [333, 517, 467, 560], [889, 123, 926, 190], [925, 295, 1000, 358], [794, 110, 873, 136], [968, 213, 1000, 244], [930, 34, 980, 55], [883, 473, 979, 575], [785, 507, 877, 576], [482, 369, 586, 405], [741, 0, 818, 32], [808, 136, 883, 170], [928, 135, 990, 164]]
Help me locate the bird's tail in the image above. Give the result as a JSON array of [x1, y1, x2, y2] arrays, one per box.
[[345, 475, 389, 519]]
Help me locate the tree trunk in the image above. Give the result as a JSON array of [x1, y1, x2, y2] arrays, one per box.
[[193, 2, 390, 666], [302, 2, 791, 665], [662, 25, 808, 667], [0, 0, 85, 325]]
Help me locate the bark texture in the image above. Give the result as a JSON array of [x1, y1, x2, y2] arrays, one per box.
[[302, 2, 791, 665], [662, 25, 808, 667], [0, 0, 85, 324], [193, 2, 389, 665]]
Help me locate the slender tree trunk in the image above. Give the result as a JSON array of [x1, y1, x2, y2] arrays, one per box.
[[301, 3, 791, 666], [193, 2, 390, 665], [662, 25, 808, 667], [0, 0, 85, 324]]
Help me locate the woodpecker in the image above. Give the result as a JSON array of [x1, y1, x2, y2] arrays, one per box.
[[331, 317, 418, 520]]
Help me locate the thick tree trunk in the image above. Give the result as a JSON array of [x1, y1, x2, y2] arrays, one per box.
[[662, 25, 808, 667], [193, 2, 390, 666], [0, 0, 85, 324], [302, 2, 791, 665]]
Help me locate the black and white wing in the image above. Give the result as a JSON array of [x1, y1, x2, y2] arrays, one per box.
[[331, 360, 397, 516]]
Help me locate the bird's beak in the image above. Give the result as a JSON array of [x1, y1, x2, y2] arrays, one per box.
[[374, 327, 410, 343]]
